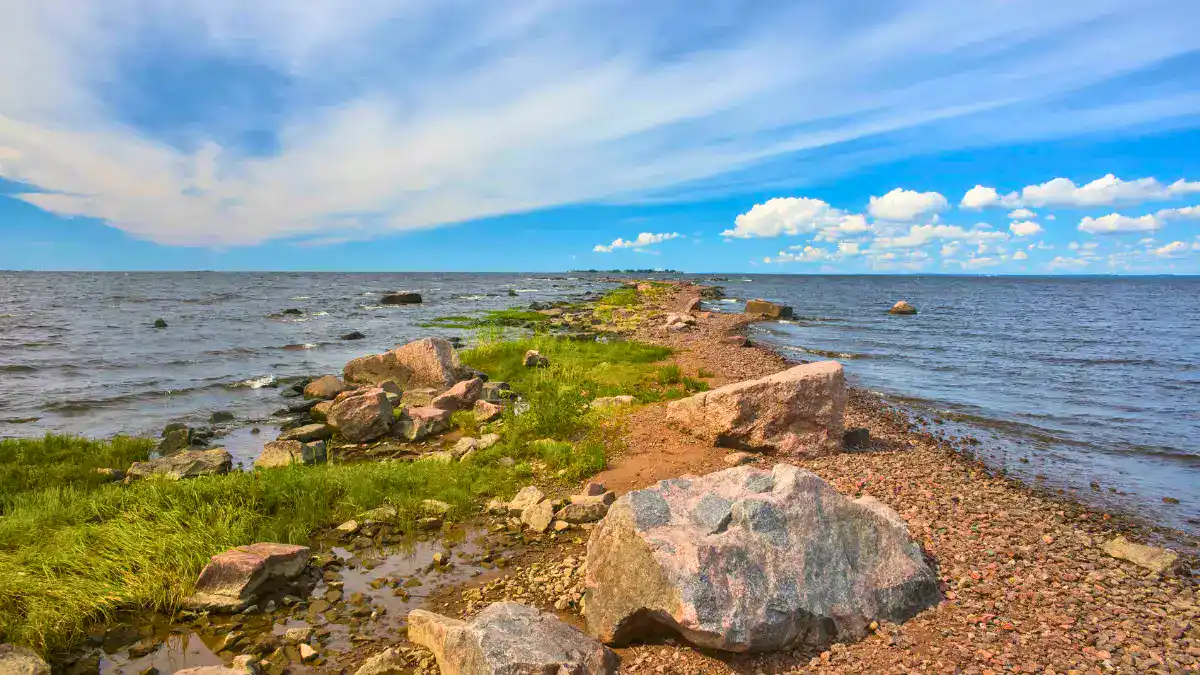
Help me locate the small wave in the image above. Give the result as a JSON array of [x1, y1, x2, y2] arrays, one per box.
[[1, 416, 39, 424], [281, 343, 319, 351], [359, 305, 386, 310], [0, 364, 37, 373], [204, 347, 257, 357], [232, 375, 276, 389], [292, 296, 311, 300], [362, 291, 376, 296], [312, 311, 329, 317], [780, 345, 869, 360], [719, 299, 739, 303], [456, 295, 488, 300]]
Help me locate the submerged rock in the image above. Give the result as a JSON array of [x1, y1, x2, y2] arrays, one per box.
[[408, 602, 618, 675], [127, 448, 233, 481], [380, 292, 423, 305], [186, 543, 310, 612], [584, 464, 940, 652], [329, 389, 393, 443], [341, 330, 366, 341], [343, 337, 464, 389], [888, 300, 918, 315], [153, 318, 168, 329], [666, 361, 846, 456], [744, 299, 794, 319], [0, 644, 50, 675]]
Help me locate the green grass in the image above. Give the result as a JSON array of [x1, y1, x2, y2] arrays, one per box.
[[598, 287, 639, 307], [0, 435, 154, 510], [0, 436, 520, 656], [420, 308, 552, 329]]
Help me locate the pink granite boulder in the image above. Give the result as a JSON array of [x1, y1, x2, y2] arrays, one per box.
[[186, 543, 311, 612], [303, 374, 350, 400], [329, 388, 393, 443], [343, 337, 464, 388], [665, 361, 845, 457], [394, 406, 452, 442], [474, 399, 503, 423], [431, 377, 483, 412], [584, 464, 939, 652]]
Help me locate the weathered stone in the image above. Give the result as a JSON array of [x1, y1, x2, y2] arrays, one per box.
[[408, 603, 618, 675], [582, 482, 606, 497], [664, 313, 696, 327], [1102, 536, 1178, 574], [254, 440, 327, 469], [723, 451, 757, 466], [354, 647, 408, 675], [451, 437, 479, 459], [0, 644, 50, 675], [571, 493, 617, 507], [843, 427, 871, 450], [211, 411, 235, 424], [380, 292, 423, 305], [681, 296, 703, 313], [521, 500, 555, 533], [666, 361, 845, 457], [127, 448, 233, 481], [94, 467, 124, 482], [394, 406, 452, 442], [584, 464, 940, 652], [304, 375, 350, 400], [310, 400, 334, 423], [720, 335, 749, 347], [744, 299, 793, 319], [401, 387, 438, 407], [341, 331, 366, 341], [558, 500, 609, 524], [473, 400, 503, 422], [284, 627, 314, 644], [329, 389, 393, 443], [431, 377, 483, 412], [888, 300, 917, 315], [278, 423, 334, 443], [522, 350, 549, 368], [507, 486, 545, 516], [478, 433, 501, 450], [176, 656, 259, 675], [343, 337, 464, 389], [153, 318, 168, 329], [480, 381, 513, 402], [186, 543, 310, 612], [157, 427, 191, 454], [591, 395, 635, 410]]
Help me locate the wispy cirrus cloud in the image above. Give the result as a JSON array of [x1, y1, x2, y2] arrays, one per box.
[[3, 1, 1200, 246]]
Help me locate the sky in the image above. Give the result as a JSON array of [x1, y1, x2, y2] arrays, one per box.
[[1, 0, 1199, 273]]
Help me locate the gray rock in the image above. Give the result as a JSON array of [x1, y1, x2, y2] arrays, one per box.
[[557, 500, 609, 524], [591, 395, 635, 409], [521, 500, 555, 533], [743, 299, 793, 319], [126, 448, 233, 481], [408, 603, 618, 675], [843, 427, 871, 450], [254, 440, 327, 469], [0, 644, 50, 675], [380, 292, 423, 305], [278, 423, 333, 443], [584, 464, 940, 652], [157, 427, 191, 454], [185, 543, 310, 612]]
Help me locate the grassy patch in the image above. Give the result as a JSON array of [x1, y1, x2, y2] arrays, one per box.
[[0, 435, 153, 510], [420, 309, 551, 330], [0, 436, 519, 655], [598, 287, 639, 307]]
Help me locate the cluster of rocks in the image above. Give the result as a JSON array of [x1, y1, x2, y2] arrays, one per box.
[[662, 311, 697, 332], [488, 482, 615, 534]]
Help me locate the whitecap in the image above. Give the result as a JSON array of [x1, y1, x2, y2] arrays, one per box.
[[312, 311, 329, 316], [719, 299, 738, 303], [235, 375, 276, 389], [291, 296, 310, 300]]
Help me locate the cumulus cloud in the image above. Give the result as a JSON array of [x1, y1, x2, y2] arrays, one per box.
[[1012, 250, 1029, 260], [1154, 241, 1189, 257], [593, 231, 681, 253], [4, 1, 1200, 246], [873, 224, 1007, 250], [963, 175, 1200, 214], [867, 188, 948, 221], [1048, 256, 1090, 269], [1077, 213, 1161, 234], [960, 186, 1020, 210], [723, 198, 865, 239], [1008, 220, 1044, 237], [1008, 208, 1036, 219], [1157, 205, 1200, 220]]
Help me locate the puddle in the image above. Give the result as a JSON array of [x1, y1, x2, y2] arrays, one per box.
[[87, 525, 522, 674]]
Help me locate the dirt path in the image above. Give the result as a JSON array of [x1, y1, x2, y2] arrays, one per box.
[[368, 283, 1199, 674]]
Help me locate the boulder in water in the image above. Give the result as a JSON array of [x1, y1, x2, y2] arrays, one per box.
[[888, 300, 917, 315], [584, 464, 941, 652], [186, 542, 310, 612], [380, 292, 422, 305], [408, 603, 618, 675], [666, 361, 846, 457], [343, 337, 464, 389], [744, 299, 793, 319], [153, 318, 168, 329], [126, 448, 233, 481], [340, 330, 366, 341]]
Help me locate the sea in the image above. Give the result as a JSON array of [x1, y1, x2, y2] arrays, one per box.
[[1, 272, 1197, 534]]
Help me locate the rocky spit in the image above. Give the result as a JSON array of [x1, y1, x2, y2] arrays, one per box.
[[9, 281, 1196, 675]]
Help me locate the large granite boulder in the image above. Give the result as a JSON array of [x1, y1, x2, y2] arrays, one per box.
[[254, 440, 327, 469], [584, 464, 940, 652], [0, 644, 50, 675], [888, 300, 917, 315], [186, 543, 310, 612], [126, 448, 232, 481], [409, 603, 618, 675], [431, 377, 483, 412], [666, 361, 845, 457], [304, 375, 350, 400], [344, 337, 463, 388], [394, 406, 452, 442], [744, 299, 793, 319], [329, 388, 393, 443]]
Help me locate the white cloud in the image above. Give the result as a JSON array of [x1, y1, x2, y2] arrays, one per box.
[[1154, 241, 1189, 258], [1078, 213, 1161, 234], [1157, 205, 1200, 220], [1008, 220, 1043, 237], [1008, 208, 1036, 219], [764, 245, 832, 264], [867, 188, 948, 221], [873, 223, 1007, 250], [723, 198, 863, 239], [1048, 256, 1090, 269], [962, 256, 1002, 268], [593, 231, 681, 253], [837, 241, 862, 256], [3, 1, 1200, 246], [940, 241, 961, 257], [960, 185, 1020, 210], [1012, 250, 1029, 260]]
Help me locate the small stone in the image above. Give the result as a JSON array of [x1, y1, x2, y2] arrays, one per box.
[[299, 643, 318, 662], [153, 318, 168, 328], [553, 520, 571, 532], [582, 482, 606, 497], [723, 451, 756, 467], [522, 350, 549, 368]]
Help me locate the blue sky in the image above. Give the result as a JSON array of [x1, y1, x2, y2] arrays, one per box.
[[1, 1, 1199, 273]]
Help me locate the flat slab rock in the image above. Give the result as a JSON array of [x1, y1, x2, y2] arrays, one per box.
[[409, 602, 619, 675], [584, 464, 940, 653], [186, 543, 310, 612], [127, 448, 233, 481], [665, 360, 846, 457]]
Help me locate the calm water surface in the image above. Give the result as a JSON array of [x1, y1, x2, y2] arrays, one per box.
[[1, 272, 1196, 533]]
